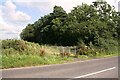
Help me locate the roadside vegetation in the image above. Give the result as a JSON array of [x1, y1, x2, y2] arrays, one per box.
[[1, 0, 119, 69], [1, 40, 74, 69], [1, 39, 118, 69]]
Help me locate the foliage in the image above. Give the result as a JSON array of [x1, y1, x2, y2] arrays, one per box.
[[1, 40, 74, 69], [1, 39, 59, 56], [2, 54, 73, 69], [20, 1, 119, 49], [1, 39, 118, 69]]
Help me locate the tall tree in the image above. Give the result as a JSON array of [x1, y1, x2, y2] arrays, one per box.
[[20, 1, 119, 47]]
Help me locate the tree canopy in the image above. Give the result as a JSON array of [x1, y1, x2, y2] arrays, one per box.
[[20, 1, 119, 49]]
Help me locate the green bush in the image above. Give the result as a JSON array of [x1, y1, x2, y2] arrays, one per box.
[[1, 39, 60, 56], [2, 40, 27, 51]]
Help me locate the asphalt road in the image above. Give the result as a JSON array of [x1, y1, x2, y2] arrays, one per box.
[[1, 56, 118, 78]]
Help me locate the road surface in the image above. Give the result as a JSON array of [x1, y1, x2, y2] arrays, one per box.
[[1, 56, 118, 79]]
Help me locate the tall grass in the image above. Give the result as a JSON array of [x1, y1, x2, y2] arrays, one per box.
[[1, 39, 118, 69], [1, 40, 60, 56], [1, 39, 73, 69], [2, 54, 73, 69]]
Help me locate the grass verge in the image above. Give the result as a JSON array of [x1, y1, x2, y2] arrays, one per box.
[[2, 53, 118, 69], [2, 54, 74, 69], [1, 39, 118, 69]]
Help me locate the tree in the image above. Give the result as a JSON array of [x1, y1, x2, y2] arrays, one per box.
[[20, 1, 119, 48], [20, 24, 35, 42]]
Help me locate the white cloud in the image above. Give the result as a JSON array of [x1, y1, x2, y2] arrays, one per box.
[[119, 1, 120, 11], [49, 0, 96, 12], [14, 0, 52, 16], [49, 0, 81, 12], [2, 0, 31, 23], [13, 0, 118, 13], [0, 21, 21, 40], [0, 0, 31, 39], [49, 0, 119, 12], [13, 0, 94, 13], [0, 22, 21, 34]]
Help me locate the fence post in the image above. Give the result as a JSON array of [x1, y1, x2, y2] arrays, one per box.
[[75, 46, 77, 55], [69, 47, 71, 54]]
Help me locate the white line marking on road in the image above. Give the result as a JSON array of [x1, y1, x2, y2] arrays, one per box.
[[74, 67, 116, 78]]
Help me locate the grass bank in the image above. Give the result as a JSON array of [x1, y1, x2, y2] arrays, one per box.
[[1, 39, 118, 69], [2, 54, 73, 69]]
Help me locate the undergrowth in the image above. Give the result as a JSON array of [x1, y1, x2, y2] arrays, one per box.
[[1, 39, 118, 69]]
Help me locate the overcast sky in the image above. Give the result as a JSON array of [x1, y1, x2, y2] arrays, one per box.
[[0, 0, 119, 40]]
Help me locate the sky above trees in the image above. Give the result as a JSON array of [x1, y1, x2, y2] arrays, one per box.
[[0, 0, 119, 39]]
